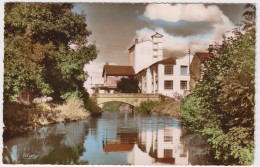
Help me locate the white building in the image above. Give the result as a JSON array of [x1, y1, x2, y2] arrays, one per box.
[[135, 54, 193, 97], [128, 32, 193, 97], [129, 32, 163, 74]]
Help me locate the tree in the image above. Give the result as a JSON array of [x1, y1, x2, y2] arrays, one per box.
[[4, 3, 98, 101], [117, 77, 139, 93], [180, 4, 255, 165], [242, 3, 256, 31]]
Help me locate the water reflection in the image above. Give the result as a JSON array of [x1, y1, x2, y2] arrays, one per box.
[[3, 120, 90, 164], [79, 110, 189, 165], [3, 110, 213, 165]]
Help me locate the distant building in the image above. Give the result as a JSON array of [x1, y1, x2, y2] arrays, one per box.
[[101, 64, 135, 93], [129, 32, 163, 74], [128, 32, 193, 97], [135, 55, 193, 97], [189, 52, 211, 90]]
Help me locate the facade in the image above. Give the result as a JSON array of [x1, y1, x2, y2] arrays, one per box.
[[135, 54, 193, 97], [101, 64, 135, 93], [189, 52, 211, 90], [129, 32, 163, 74]]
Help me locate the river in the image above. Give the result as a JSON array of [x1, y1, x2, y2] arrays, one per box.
[[3, 110, 217, 165]]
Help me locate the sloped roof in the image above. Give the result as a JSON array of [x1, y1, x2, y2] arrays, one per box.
[[151, 32, 164, 38], [102, 65, 135, 77], [194, 52, 211, 62], [136, 57, 176, 75], [156, 57, 176, 65]]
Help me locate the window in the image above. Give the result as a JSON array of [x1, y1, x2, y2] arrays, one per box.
[[180, 66, 188, 75], [164, 127, 173, 142], [164, 149, 173, 158], [180, 81, 188, 90], [165, 65, 173, 75], [164, 80, 173, 90], [164, 135, 173, 142]]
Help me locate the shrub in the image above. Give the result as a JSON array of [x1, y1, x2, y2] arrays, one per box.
[[136, 101, 160, 114], [103, 102, 120, 111], [180, 31, 255, 165], [85, 98, 101, 115], [117, 77, 139, 93]]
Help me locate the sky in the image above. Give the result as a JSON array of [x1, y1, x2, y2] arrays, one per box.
[[72, 3, 246, 87]]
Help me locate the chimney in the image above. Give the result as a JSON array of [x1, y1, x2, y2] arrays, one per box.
[[208, 45, 213, 53], [135, 38, 138, 44]]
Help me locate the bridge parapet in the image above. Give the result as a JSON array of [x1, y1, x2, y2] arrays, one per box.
[[93, 93, 163, 107]]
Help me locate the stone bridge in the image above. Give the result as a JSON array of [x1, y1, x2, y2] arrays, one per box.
[[92, 93, 164, 107]]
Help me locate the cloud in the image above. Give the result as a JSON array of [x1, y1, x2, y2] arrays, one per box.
[[135, 4, 235, 57], [144, 4, 230, 25], [136, 27, 210, 57]]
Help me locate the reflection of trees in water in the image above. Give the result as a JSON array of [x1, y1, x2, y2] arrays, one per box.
[[32, 146, 88, 164], [180, 130, 221, 165], [86, 116, 101, 141], [3, 120, 90, 164]]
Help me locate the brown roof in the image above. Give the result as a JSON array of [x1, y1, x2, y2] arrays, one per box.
[[136, 57, 176, 75], [194, 52, 211, 62], [156, 57, 176, 65], [102, 65, 135, 77]]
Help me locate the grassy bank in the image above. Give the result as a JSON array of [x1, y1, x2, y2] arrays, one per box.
[[151, 99, 181, 119], [4, 98, 90, 134]]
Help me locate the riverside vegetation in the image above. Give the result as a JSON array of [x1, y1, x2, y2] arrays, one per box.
[[4, 3, 101, 134], [136, 99, 181, 119], [180, 4, 255, 165], [4, 99, 90, 134]]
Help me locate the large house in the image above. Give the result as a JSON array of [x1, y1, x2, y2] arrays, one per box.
[[135, 55, 193, 97], [129, 32, 193, 97], [101, 64, 135, 93]]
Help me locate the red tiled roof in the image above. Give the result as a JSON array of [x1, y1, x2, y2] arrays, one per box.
[[194, 52, 211, 62], [102, 65, 135, 77]]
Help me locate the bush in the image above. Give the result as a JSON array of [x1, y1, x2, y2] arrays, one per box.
[[117, 77, 139, 93], [136, 101, 160, 114], [151, 99, 181, 118], [180, 31, 255, 165], [85, 98, 101, 115], [103, 102, 120, 111]]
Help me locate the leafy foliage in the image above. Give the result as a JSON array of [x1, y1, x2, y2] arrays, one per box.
[[85, 98, 101, 115], [117, 77, 139, 93], [180, 30, 255, 165], [136, 101, 160, 114], [4, 3, 98, 101], [103, 102, 120, 111]]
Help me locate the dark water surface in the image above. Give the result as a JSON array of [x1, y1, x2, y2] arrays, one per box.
[[3, 110, 216, 165]]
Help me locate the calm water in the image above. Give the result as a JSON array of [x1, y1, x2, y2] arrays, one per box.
[[3, 110, 216, 165]]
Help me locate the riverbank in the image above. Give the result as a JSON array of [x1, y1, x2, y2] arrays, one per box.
[[151, 99, 181, 119], [3, 98, 90, 135]]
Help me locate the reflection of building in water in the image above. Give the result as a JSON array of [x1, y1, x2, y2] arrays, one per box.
[[132, 126, 189, 165], [101, 115, 189, 165]]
